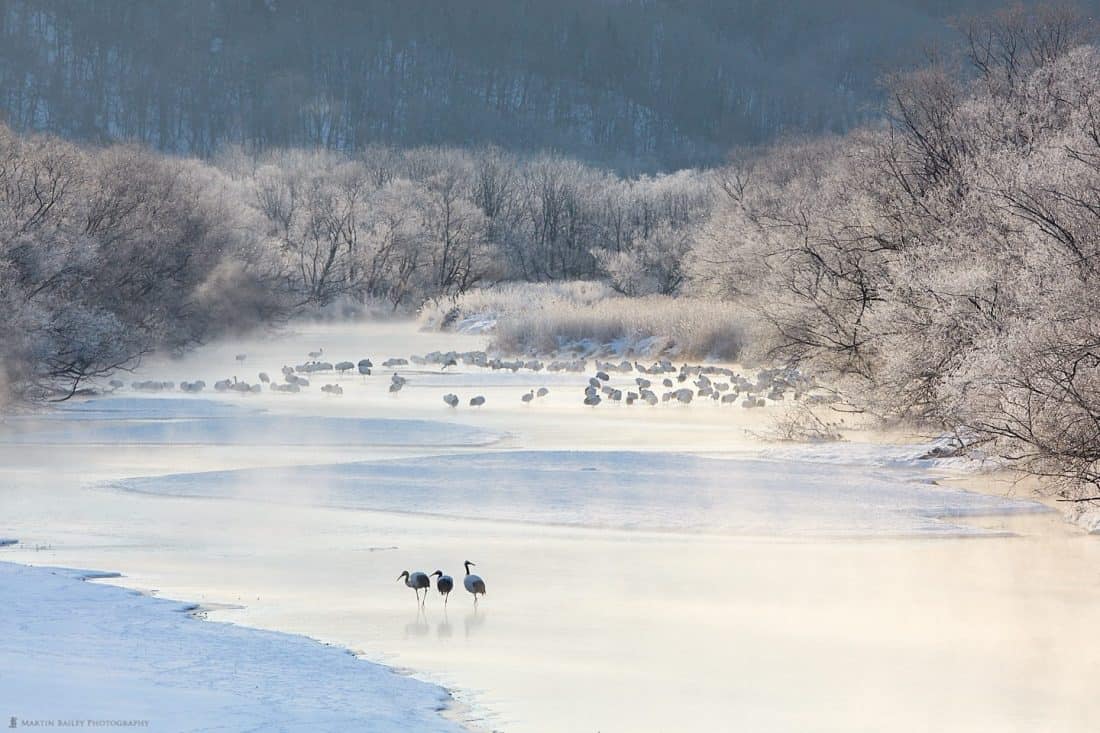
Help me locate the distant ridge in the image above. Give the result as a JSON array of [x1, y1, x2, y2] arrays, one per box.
[[0, 0, 1035, 170]]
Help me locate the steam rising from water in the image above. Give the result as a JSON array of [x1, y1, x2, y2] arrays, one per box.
[[109, 450, 1047, 536]]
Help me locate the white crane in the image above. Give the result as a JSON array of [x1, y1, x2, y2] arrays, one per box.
[[398, 570, 431, 606], [463, 561, 486, 604], [430, 570, 454, 606]]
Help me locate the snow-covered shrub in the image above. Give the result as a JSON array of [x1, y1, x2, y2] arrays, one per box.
[[753, 404, 845, 443], [596, 223, 695, 296]]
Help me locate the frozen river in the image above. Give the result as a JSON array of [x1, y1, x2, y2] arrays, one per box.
[[3, 320, 1100, 732]]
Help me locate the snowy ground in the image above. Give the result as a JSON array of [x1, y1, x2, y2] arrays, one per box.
[[0, 562, 460, 733], [3, 319, 1099, 732]]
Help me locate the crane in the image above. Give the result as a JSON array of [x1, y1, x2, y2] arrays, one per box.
[[398, 570, 431, 606], [430, 570, 454, 606], [463, 561, 486, 604]]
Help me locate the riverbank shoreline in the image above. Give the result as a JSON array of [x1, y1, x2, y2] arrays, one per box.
[[0, 558, 467, 733]]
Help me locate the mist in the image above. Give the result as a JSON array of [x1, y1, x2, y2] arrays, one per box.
[[4, 3, 1100, 732]]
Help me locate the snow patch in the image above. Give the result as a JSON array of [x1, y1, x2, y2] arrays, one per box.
[[1066, 504, 1100, 534], [451, 313, 499, 334], [0, 561, 461, 732]]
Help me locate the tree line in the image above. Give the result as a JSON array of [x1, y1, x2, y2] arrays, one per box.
[[0, 131, 712, 400], [693, 3, 1100, 496], [0, 0, 1012, 170]]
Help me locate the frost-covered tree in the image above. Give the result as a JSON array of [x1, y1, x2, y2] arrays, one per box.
[[597, 223, 695, 296], [0, 124, 286, 401], [695, 3, 1100, 497]]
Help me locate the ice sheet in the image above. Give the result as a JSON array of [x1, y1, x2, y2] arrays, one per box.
[[111, 450, 1047, 536]]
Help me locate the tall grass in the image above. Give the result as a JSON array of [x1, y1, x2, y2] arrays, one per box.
[[420, 282, 750, 361], [418, 281, 616, 331]]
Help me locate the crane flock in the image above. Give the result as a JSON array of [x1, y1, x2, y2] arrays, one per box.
[[399, 562, 485, 607], [106, 344, 835, 415], [104, 344, 834, 620]]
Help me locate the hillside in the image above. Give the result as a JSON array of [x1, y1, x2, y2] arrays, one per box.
[[0, 0, 1018, 169]]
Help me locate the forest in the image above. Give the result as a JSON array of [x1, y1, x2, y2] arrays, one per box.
[[0, 0, 1033, 170], [0, 129, 716, 400], [2, 1, 1100, 498]]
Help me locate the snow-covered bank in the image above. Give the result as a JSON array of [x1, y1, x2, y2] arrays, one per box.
[[0, 561, 462, 733], [1049, 501, 1100, 535], [1077, 510, 1100, 534]]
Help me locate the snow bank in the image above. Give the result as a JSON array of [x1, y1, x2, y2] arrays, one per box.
[[1065, 504, 1100, 534], [112, 450, 1048, 537], [0, 562, 461, 733], [757, 437, 993, 473]]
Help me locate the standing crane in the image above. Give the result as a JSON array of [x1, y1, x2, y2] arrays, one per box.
[[430, 570, 454, 606], [463, 561, 486, 604], [398, 570, 431, 606]]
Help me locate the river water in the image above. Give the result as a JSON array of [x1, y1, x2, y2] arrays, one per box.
[[2, 320, 1098, 732]]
